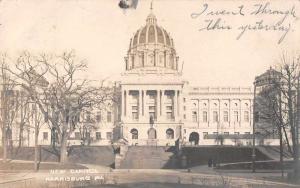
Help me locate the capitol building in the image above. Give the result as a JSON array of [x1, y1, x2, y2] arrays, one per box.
[[7, 10, 280, 148], [118, 11, 255, 146]]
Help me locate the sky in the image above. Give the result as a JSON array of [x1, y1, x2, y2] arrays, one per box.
[[0, 0, 299, 87]]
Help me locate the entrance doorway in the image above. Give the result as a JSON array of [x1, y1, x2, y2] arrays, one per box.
[[189, 132, 199, 145], [148, 128, 157, 139]]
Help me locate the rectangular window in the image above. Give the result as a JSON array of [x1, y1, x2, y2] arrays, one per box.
[[183, 106, 186, 111], [167, 112, 173, 120], [224, 132, 229, 135], [96, 132, 101, 140], [192, 111, 197, 122], [132, 106, 138, 111], [166, 95, 172, 99], [132, 112, 138, 120], [244, 111, 249, 122], [166, 106, 172, 111], [203, 132, 208, 139], [213, 111, 218, 122], [43, 132, 48, 140], [75, 132, 80, 139], [234, 132, 240, 135], [223, 111, 229, 122], [203, 111, 208, 122], [131, 94, 139, 103], [149, 106, 155, 111], [149, 112, 156, 119], [183, 114, 186, 119], [106, 132, 112, 140], [107, 112, 112, 122], [234, 111, 239, 122]]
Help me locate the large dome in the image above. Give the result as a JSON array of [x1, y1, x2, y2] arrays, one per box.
[[124, 11, 179, 73], [129, 13, 174, 48]]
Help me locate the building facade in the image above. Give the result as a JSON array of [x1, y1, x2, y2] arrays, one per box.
[[119, 12, 255, 146], [3, 11, 283, 148]]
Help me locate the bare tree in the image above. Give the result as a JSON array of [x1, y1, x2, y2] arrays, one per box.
[[278, 54, 300, 178], [5, 51, 114, 163], [256, 53, 300, 179], [0, 55, 20, 163]]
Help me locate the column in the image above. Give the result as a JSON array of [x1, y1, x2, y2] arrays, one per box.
[[177, 90, 180, 116], [142, 90, 145, 116], [157, 90, 161, 120], [126, 90, 129, 119], [161, 90, 165, 120], [208, 99, 210, 127], [139, 90, 143, 121], [123, 90, 126, 116], [174, 90, 178, 121], [239, 99, 242, 127]]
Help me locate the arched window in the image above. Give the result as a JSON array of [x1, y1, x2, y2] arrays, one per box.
[[130, 129, 138, 139], [166, 128, 174, 139], [192, 111, 197, 122]]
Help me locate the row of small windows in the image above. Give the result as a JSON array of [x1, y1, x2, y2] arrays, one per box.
[[84, 111, 112, 123], [41, 131, 112, 140], [190, 111, 250, 123], [189, 102, 249, 107], [130, 128, 174, 139], [202, 131, 250, 138]]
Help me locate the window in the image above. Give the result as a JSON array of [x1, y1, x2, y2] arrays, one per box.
[[213, 111, 218, 122], [131, 129, 138, 139], [43, 132, 48, 140], [149, 94, 156, 100], [96, 132, 101, 140], [234, 132, 240, 135], [132, 94, 138, 103], [192, 111, 197, 122], [96, 112, 101, 123], [132, 106, 138, 120], [183, 98, 186, 102], [234, 111, 239, 122], [223, 111, 229, 122], [107, 112, 112, 122], [132, 112, 138, 120], [203, 132, 208, 139], [149, 112, 156, 120], [183, 114, 186, 119], [213, 132, 218, 135], [75, 132, 80, 139], [183, 106, 186, 111], [244, 111, 249, 122], [166, 106, 172, 111], [166, 95, 172, 99], [166, 129, 174, 139], [167, 112, 173, 120], [203, 111, 208, 122], [106, 132, 112, 140], [149, 106, 155, 111], [245, 132, 250, 134], [224, 132, 229, 135]]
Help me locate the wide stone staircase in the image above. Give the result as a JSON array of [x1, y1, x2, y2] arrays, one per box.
[[119, 146, 176, 169], [257, 146, 292, 160]]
